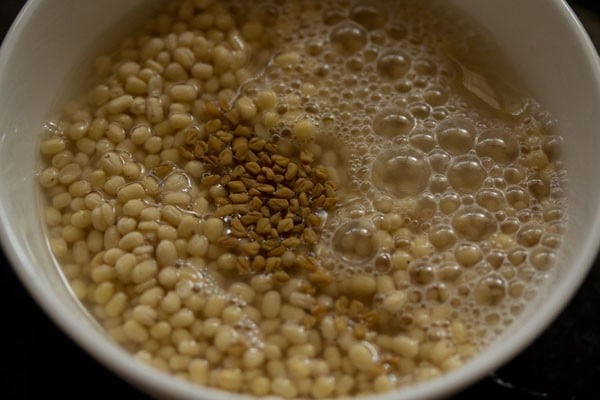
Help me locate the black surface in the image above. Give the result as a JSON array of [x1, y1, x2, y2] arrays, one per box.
[[0, 1, 598, 399]]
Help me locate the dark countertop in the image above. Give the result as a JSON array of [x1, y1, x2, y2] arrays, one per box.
[[0, 1, 598, 399]]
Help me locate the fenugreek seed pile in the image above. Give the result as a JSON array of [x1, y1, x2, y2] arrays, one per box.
[[38, 0, 567, 398]]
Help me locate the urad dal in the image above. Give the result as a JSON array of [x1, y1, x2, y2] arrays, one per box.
[[37, 0, 567, 397]]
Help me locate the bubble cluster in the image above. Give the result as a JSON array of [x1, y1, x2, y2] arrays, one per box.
[[241, 0, 567, 352]]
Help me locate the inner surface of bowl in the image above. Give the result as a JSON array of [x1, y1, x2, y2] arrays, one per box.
[[0, 0, 598, 399]]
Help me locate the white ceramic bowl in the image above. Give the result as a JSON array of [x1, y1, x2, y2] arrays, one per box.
[[0, 0, 599, 399]]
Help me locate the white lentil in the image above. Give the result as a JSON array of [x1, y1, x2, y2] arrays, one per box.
[[261, 291, 281, 319]]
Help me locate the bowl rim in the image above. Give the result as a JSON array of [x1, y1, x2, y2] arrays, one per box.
[[1, 0, 599, 399]]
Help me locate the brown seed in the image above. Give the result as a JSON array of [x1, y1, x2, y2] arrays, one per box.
[[294, 178, 314, 193], [348, 300, 364, 318], [269, 212, 282, 225], [324, 197, 337, 209], [262, 167, 276, 180], [309, 269, 333, 285], [313, 194, 326, 208], [219, 148, 234, 166], [241, 176, 257, 188], [231, 218, 247, 237], [281, 237, 301, 248], [231, 165, 246, 178], [274, 187, 294, 199], [281, 236, 301, 249], [334, 316, 347, 333], [179, 145, 194, 159], [312, 183, 325, 197], [300, 208, 311, 218], [277, 218, 294, 233], [289, 199, 300, 212], [271, 154, 290, 167], [298, 192, 309, 207], [241, 211, 262, 225], [258, 152, 272, 166], [236, 256, 251, 274], [205, 102, 220, 117], [256, 183, 275, 193], [229, 193, 249, 203], [302, 315, 317, 330], [248, 137, 266, 151], [268, 246, 286, 257], [255, 175, 266, 184], [193, 141, 208, 157], [296, 256, 317, 271], [233, 205, 250, 215], [272, 164, 286, 175], [335, 298, 348, 314], [300, 151, 314, 164], [208, 135, 224, 151], [251, 255, 266, 271], [354, 323, 366, 340], [247, 231, 261, 242], [272, 271, 290, 283], [311, 304, 330, 320], [217, 236, 238, 249], [201, 174, 221, 186], [292, 223, 305, 234], [153, 162, 175, 178], [214, 197, 230, 207], [184, 128, 199, 144], [229, 341, 247, 357], [267, 198, 289, 211], [202, 155, 219, 166], [220, 174, 232, 185], [302, 228, 318, 244], [264, 143, 279, 154], [227, 180, 246, 193], [298, 280, 316, 295], [256, 218, 271, 235], [246, 151, 259, 163], [234, 125, 252, 137], [272, 174, 285, 184], [285, 163, 299, 181], [232, 137, 248, 159], [361, 311, 379, 328], [244, 161, 261, 175], [307, 213, 322, 227], [215, 130, 234, 143], [261, 239, 279, 251], [204, 118, 221, 132], [265, 257, 282, 271], [241, 241, 260, 256], [313, 165, 329, 181], [325, 181, 336, 197], [249, 196, 262, 211], [214, 204, 234, 218]]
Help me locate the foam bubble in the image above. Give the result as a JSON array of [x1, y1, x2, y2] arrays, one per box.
[[452, 207, 497, 241], [476, 128, 519, 164], [372, 107, 415, 138], [332, 220, 379, 263], [448, 156, 487, 193], [350, 3, 388, 30], [372, 148, 430, 197], [436, 116, 477, 155], [330, 22, 368, 54], [377, 51, 411, 79]]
